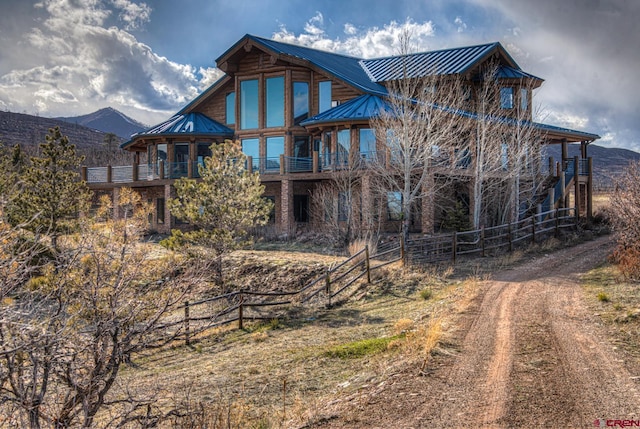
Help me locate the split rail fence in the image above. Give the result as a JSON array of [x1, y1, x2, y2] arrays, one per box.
[[159, 207, 577, 345]]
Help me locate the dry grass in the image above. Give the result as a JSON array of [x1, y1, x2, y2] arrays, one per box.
[[582, 262, 640, 358], [109, 250, 481, 428]]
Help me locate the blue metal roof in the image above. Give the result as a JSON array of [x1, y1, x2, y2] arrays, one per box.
[[360, 43, 502, 82], [301, 94, 393, 126], [496, 65, 542, 81], [233, 35, 388, 96], [302, 94, 598, 142], [532, 122, 600, 142], [121, 112, 233, 148]]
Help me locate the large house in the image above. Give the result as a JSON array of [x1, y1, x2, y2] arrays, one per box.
[[84, 34, 599, 236]]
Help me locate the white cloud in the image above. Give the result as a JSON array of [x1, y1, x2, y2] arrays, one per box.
[[0, 0, 200, 124], [273, 16, 435, 58], [454, 16, 467, 33], [111, 0, 151, 30]]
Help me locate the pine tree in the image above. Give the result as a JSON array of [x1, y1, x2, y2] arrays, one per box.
[[164, 140, 273, 259], [6, 127, 90, 251]]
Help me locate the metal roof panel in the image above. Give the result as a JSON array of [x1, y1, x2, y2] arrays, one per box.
[[121, 112, 233, 149]]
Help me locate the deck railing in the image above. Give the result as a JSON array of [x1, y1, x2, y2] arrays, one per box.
[[84, 152, 590, 185]]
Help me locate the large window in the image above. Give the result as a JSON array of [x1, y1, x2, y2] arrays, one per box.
[[500, 87, 514, 109], [337, 129, 350, 166], [266, 136, 284, 171], [266, 76, 285, 128], [157, 198, 165, 224], [156, 143, 167, 176], [338, 192, 350, 222], [520, 88, 528, 111], [359, 128, 376, 161], [174, 143, 189, 177], [293, 81, 309, 124], [501, 143, 509, 170], [241, 138, 260, 171], [226, 92, 235, 125], [387, 192, 403, 221], [197, 142, 212, 164], [240, 79, 259, 129], [322, 131, 332, 167], [318, 81, 332, 113], [196, 142, 212, 176]]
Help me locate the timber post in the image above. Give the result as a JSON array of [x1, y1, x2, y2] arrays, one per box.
[[574, 156, 580, 221], [587, 157, 593, 220], [184, 301, 190, 346], [238, 292, 244, 330], [452, 232, 457, 264], [365, 245, 371, 284], [325, 272, 331, 307]]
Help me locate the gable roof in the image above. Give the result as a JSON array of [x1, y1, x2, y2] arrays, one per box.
[[217, 34, 388, 96], [121, 112, 233, 149], [360, 43, 499, 81]]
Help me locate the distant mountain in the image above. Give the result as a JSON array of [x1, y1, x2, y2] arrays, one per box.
[[56, 107, 148, 139], [0, 110, 107, 149], [544, 143, 640, 189]]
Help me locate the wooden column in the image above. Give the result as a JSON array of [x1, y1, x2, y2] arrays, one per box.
[[573, 156, 580, 219], [587, 157, 593, 220]]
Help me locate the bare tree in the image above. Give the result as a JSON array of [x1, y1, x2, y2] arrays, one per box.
[[468, 62, 544, 228], [609, 161, 640, 279], [369, 32, 467, 243], [0, 188, 211, 428]]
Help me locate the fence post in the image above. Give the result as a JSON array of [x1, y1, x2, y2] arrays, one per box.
[[325, 272, 331, 307], [531, 216, 536, 244], [400, 239, 406, 266], [508, 223, 513, 252], [184, 301, 190, 346], [365, 245, 371, 284], [238, 292, 244, 330], [481, 227, 486, 257], [81, 166, 88, 182], [555, 208, 560, 237], [452, 232, 457, 264], [107, 165, 112, 183]]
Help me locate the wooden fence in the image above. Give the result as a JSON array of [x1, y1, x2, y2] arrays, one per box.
[[160, 207, 577, 345]]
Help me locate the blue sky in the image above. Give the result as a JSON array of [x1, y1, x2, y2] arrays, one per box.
[[0, 0, 638, 151]]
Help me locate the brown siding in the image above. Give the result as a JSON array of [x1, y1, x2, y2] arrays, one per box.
[[197, 80, 234, 125]]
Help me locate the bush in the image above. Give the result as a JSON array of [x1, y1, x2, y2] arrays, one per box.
[[324, 336, 400, 359], [609, 161, 640, 280], [597, 292, 610, 302], [419, 288, 433, 300]]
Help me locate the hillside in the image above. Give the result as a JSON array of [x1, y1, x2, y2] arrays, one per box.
[[0, 110, 108, 149], [544, 143, 640, 189], [56, 107, 147, 139]]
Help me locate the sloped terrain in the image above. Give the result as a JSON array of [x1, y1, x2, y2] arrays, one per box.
[[314, 235, 640, 428]]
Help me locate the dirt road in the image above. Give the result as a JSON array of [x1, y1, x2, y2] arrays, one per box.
[[315, 235, 640, 428]]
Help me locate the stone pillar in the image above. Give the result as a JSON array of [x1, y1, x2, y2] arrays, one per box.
[[280, 179, 293, 236]]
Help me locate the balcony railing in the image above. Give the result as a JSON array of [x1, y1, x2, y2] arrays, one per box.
[[83, 150, 577, 185]]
